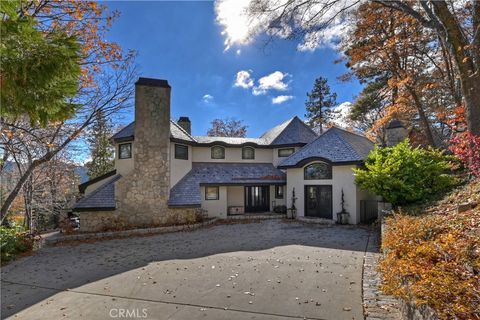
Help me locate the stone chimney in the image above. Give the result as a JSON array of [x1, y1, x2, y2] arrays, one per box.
[[177, 116, 191, 134], [115, 77, 172, 225], [385, 118, 407, 147]]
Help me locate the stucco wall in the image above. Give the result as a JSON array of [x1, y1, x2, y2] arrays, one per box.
[[170, 143, 192, 187], [114, 141, 134, 176], [192, 146, 273, 163], [201, 186, 227, 218], [286, 163, 360, 224], [227, 186, 244, 207]]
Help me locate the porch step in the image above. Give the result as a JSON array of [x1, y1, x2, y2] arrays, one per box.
[[297, 217, 335, 225], [227, 213, 286, 220]]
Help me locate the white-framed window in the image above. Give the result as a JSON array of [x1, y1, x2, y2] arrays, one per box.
[[242, 147, 255, 159], [211, 146, 225, 159], [205, 186, 219, 200], [118, 143, 132, 159]]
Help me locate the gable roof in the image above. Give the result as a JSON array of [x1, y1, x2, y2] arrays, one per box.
[[278, 127, 375, 168], [111, 116, 317, 147], [260, 116, 317, 146], [73, 175, 122, 211], [111, 120, 197, 143], [169, 163, 286, 207]]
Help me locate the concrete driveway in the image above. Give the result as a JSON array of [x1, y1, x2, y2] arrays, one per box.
[[1, 220, 371, 320]]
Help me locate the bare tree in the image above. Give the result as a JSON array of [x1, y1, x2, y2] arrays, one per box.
[[1, 66, 136, 223], [207, 118, 248, 137], [240, 0, 479, 134]]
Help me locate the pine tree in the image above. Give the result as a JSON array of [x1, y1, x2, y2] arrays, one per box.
[[305, 77, 337, 134], [86, 110, 114, 179]]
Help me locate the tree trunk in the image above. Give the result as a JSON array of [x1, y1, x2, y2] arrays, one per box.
[[1, 162, 39, 224], [430, 1, 480, 135], [408, 86, 436, 146]]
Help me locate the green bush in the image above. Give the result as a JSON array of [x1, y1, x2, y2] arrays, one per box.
[[354, 140, 455, 205], [0, 224, 34, 264]]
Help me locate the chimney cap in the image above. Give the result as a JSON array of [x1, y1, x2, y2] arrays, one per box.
[[135, 77, 171, 88], [178, 116, 191, 122], [386, 118, 405, 129]]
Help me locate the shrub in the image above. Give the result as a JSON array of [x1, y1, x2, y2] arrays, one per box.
[[0, 224, 34, 264], [354, 140, 455, 205], [379, 211, 480, 319], [449, 131, 480, 178]]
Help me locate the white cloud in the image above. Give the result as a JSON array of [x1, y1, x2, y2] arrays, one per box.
[[236, 49, 242, 56], [215, 0, 358, 52], [330, 102, 352, 128], [272, 95, 293, 104], [252, 71, 290, 95], [234, 70, 254, 89], [202, 94, 214, 103]]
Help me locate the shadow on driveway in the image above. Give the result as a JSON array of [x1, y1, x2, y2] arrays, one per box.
[[1, 220, 375, 320]]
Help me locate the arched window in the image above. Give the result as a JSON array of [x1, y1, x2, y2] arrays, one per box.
[[211, 146, 225, 159], [304, 162, 332, 180], [242, 147, 255, 159]]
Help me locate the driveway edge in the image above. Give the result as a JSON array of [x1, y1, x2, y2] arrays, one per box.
[[362, 226, 402, 320]]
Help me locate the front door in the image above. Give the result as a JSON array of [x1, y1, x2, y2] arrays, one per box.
[[305, 185, 333, 219], [245, 186, 270, 212]]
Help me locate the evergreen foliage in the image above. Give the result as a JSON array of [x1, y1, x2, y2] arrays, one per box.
[[0, 1, 81, 125], [354, 140, 455, 205], [86, 111, 114, 179], [304, 77, 337, 134]]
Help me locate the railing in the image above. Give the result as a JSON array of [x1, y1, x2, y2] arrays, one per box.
[[360, 200, 379, 223]]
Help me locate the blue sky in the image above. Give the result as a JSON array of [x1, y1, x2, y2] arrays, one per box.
[[106, 1, 362, 137]]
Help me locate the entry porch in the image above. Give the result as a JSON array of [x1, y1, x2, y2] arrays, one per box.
[[200, 184, 287, 218]]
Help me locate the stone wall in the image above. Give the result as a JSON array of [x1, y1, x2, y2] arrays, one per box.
[[115, 78, 174, 227], [80, 207, 203, 232]]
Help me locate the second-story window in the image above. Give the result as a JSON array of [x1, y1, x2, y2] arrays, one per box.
[[174, 144, 188, 160], [278, 148, 295, 157], [119, 143, 132, 159], [211, 146, 225, 159], [242, 147, 255, 159]]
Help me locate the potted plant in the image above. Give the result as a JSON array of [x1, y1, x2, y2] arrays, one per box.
[[336, 189, 350, 224]]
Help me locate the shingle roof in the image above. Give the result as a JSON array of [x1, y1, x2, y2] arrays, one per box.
[[111, 121, 196, 143], [73, 175, 121, 211], [278, 127, 374, 168], [260, 116, 317, 145], [112, 116, 317, 147], [193, 136, 265, 145], [169, 163, 286, 206]]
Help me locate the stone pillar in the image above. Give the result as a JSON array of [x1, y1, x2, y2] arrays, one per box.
[[115, 78, 172, 226], [385, 119, 407, 147]]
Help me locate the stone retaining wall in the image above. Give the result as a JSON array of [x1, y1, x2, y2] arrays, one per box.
[[46, 217, 216, 245], [79, 207, 203, 232]]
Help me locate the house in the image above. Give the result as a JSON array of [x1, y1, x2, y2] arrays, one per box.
[[74, 77, 378, 232]]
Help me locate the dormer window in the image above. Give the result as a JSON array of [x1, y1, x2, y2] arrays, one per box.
[[242, 147, 255, 159], [211, 146, 225, 159]]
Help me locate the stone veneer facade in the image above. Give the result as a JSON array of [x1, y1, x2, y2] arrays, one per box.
[[80, 79, 200, 232]]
